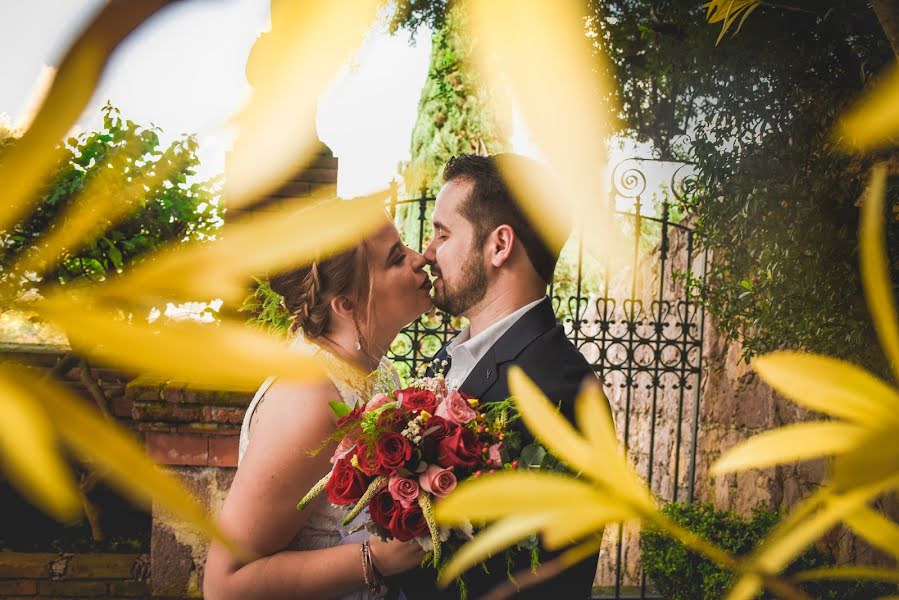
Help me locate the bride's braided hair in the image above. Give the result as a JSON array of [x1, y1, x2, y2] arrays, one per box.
[[269, 244, 374, 345]]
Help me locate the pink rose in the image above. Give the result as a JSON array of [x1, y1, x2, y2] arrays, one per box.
[[487, 442, 503, 467], [330, 438, 356, 464], [365, 393, 393, 413], [418, 464, 457, 499], [388, 476, 420, 508], [435, 390, 477, 425]]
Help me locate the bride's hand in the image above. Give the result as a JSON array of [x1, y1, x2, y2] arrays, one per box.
[[368, 537, 427, 576]]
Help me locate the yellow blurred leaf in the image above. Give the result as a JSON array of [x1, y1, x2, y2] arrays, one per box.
[[794, 565, 899, 584], [723, 574, 764, 600], [575, 378, 653, 506], [703, 1, 761, 44], [0, 368, 81, 522], [836, 67, 899, 152], [752, 352, 899, 427], [465, 0, 624, 264], [710, 421, 871, 475], [225, 0, 380, 208], [507, 367, 603, 482], [0, 0, 176, 233], [434, 471, 623, 526], [859, 165, 899, 382], [437, 514, 554, 587], [844, 506, 899, 561], [37, 298, 326, 391], [23, 369, 250, 560], [831, 428, 899, 492], [540, 508, 632, 551], [95, 193, 389, 305]]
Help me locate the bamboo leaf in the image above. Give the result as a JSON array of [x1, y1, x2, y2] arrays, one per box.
[[722, 574, 764, 600], [37, 298, 325, 391], [752, 352, 899, 427], [540, 508, 632, 551], [434, 472, 615, 526], [466, 1, 624, 265], [225, 0, 380, 208], [506, 368, 603, 482], [94, 193, 389, 305], [23, 369, 249, 560], [794, 566, 899, 583], [859, 165, 899, 383], [844, 506, 899, 561], [831, 429, 899, 492], [710, 421, 871, 475], [836, 66, 899, 152], [0, 0, 177, 233], [0, 368, 81, 522], [437, 514, 555, 587]]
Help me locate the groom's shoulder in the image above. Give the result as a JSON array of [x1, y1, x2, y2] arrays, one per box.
[[518, 321, 592, 379]]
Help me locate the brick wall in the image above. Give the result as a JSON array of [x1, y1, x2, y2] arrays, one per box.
[[0, 552, 149, 599]]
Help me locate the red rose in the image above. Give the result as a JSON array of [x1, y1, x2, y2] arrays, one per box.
[[325, 458, 367, 505], [423, 415, 456, 441], [397, 388, 437, 414], [375, 432, 413, 476], [388, 505, 429, 541], [369, 489, 400, 529], [437, 427, 481, 469], [376, 407, 406, 431]]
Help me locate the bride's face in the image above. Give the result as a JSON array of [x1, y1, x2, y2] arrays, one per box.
[[364, 221, 432, 339]]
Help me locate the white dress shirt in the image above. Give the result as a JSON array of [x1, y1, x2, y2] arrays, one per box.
[[444, 297, 545, 390]]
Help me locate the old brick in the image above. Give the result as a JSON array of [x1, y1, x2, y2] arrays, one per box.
[[0, 579, 37, 595], [66, 554, 139, 579], [132, 402, 204, 423], [0, 553, 55, 578], [207, 406, 245, 426], [39, 580, 107, 596], [111, 397, 133, 418], [108, 580, 150, 597], [145, 432, 208, 466], [208, 436, 239, 467]]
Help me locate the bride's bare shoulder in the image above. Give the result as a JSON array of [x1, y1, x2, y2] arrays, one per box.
[[250, 378, 340, 437]]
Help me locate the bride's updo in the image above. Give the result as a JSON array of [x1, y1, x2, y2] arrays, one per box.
[[269, 243, 372, 340]]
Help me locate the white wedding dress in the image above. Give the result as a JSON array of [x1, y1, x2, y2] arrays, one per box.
[[238, 333, 402, 600]]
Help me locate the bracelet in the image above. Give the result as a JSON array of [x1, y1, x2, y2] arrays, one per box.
[[360, 540, 383, 596]]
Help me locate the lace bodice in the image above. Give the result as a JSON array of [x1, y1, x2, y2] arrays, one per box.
[[237, 334, 402, 599]]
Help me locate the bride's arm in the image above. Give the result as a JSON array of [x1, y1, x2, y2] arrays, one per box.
[[204, 381, 408, 600]]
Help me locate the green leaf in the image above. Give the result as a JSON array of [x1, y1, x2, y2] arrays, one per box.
[[519, 443, 546, 468], [328, 401, 352, 418]]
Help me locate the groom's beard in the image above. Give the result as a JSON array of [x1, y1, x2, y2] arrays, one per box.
[[432, 252, 488, 317]]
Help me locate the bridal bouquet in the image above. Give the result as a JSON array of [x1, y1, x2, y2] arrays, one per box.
[[297, 374, 527, 568]]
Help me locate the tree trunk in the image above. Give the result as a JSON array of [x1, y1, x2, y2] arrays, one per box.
[[871, 0, 899, 58]]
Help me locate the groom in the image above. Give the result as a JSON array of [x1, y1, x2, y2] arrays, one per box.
[[398, 154, 599, 599]]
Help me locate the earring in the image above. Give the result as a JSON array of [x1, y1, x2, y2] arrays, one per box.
[[355, 337, 362, 351]]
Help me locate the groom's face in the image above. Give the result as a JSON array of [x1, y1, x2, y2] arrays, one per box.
[[424, 178, 488, 317]]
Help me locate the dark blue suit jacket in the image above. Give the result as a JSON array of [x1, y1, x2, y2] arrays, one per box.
[[395, 297, 598, 599]]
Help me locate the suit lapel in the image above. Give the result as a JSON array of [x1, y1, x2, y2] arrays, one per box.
[[459, 297, 557, 399]]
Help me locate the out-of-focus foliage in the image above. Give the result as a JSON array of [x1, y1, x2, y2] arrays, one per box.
[[641, 502, 895, 600], [0, 104, 222, 306]]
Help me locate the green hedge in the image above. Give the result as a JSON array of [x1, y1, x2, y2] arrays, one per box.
[[641, 502, 895, 600]]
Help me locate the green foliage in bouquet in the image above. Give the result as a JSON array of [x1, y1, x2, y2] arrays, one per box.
[[641, 502, 896, 600]]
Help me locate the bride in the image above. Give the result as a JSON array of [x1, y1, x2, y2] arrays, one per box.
[[204, 216, 434, 600]]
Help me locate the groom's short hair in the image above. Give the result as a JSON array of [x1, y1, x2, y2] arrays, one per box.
[[442, 153, 566, 285]]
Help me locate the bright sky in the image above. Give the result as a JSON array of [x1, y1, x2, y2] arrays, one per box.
[[0, 0, 433, 198], [0, 1, 676, 212]]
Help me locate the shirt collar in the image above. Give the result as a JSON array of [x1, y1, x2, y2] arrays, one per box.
[[446, 297, 545, 365]]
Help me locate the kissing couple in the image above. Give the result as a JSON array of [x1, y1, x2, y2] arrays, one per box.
[[204, 153, 599, 600]]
